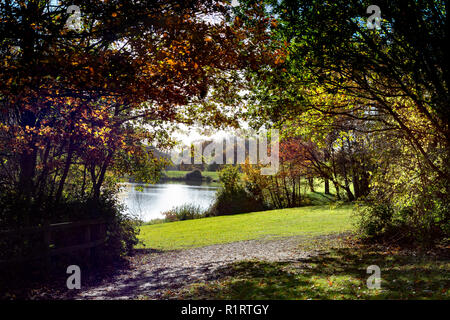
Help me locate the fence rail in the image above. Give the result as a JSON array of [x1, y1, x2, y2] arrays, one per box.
[[0, 219, 108, 266]]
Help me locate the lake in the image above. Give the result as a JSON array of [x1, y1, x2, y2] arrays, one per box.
[[118, 182, 219, 221]]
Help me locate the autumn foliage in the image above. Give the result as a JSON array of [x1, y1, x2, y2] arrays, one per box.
[[0, 1, 278, 228]]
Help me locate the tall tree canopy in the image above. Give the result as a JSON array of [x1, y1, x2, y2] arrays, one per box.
[[232, 0, 448, 241], [0, 0, 274, 225]]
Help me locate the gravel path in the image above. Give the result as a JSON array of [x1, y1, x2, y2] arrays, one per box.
[[72, 235, 334, 300]]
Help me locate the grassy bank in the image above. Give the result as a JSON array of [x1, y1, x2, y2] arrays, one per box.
[[163, 170, 220, 181], [137, 204, 354, 250]]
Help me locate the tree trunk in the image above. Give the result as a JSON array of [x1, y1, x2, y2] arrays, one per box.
[[352, 172, 360, 199], [333, 181, 341, 200], [55, 139, 74, 204], [324, 178, 330, 194], [344, 186, 355, 201], [308, 177, 314, 192]]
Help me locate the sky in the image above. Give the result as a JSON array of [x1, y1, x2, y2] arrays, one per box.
[[173, 125, 231, 145]]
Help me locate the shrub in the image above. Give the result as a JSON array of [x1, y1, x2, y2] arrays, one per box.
[[97, 188, 140, 261], [162, 204, 207, 222], [208, 166, 266, 216], [0, 185, 140, 270], [208, 188, 266, 216], [355, 203, 396, 238], [355, 196, 449, 246], [356, 156, 449, 246], [218, 165, 240, 193], [185, 169, 203, 181], [206, 162, 220, 172]]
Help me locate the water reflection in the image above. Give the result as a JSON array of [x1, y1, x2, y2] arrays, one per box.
[[118, 182, 219, 221]]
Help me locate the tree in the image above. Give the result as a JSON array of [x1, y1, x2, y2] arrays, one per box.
[[235, 0, 449, 241], [0, 0, 267, 225]]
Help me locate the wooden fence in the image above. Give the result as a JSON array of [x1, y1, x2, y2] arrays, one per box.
[[0, 219, 108, 267]]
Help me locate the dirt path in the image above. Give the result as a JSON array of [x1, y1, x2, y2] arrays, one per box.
[[69, 235, 338, 300]]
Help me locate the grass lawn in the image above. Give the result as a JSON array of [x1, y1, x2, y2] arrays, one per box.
[[167, 237, 450, 300], [136, 204, 449, 300], [137, 204, 354, 250]]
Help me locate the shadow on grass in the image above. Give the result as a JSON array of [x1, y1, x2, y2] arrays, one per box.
[[307, 192, 336, 205], [1, 250, 145, 300], [178, 246, 450, 300]]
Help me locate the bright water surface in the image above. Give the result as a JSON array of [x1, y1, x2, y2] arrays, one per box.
[[119, 182, 219, 221]]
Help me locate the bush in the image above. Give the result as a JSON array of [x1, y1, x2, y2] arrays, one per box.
[[208, 166, 266, 216], [0, 185, 140, 270], [206, 162, 220, 172], [355, 197, 449, 246], [355, 203, 396, 238], [185, 169, 203, 181], [356, 158, 449, 246], [97, 188, 140, 261], [162, 204, 207, 222], [218, 165, 240, 193], [208, 188, 266, 216]]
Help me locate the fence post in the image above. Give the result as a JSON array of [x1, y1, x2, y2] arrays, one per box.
[[43, 224, 51, 276], [84, 224, 91, 262], [99, 222, 106, 241], [92, 221, 106, 263], [1, 219, 108, 268]]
